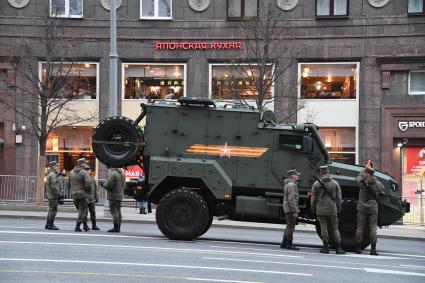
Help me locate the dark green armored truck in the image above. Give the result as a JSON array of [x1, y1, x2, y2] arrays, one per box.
[[92, 97, 409, 251]]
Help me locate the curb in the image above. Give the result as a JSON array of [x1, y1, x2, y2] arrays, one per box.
[[0, 214, 423, 242]]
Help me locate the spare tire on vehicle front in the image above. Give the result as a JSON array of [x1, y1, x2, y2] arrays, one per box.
[[92, 116, 143, 168]]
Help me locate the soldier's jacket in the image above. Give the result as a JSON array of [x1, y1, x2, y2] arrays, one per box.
[[356, 173, 384, 215], [69, 165, 92, 199], [311, 174, 342, 216], [104, 168, 125, 201], [88, 175, 99, 203], [45, 169, 60, 199], [283, 179, 299, 214], [57, 174, 67, 195]]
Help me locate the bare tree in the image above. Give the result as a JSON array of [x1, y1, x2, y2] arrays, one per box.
[[212, 0, 301, 117], [0, 7, 95, 204]]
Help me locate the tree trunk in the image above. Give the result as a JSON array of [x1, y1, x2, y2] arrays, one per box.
[[35, 155, 46, 205]]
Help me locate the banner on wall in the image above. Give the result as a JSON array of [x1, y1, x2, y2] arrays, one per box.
[[405, 147, 425, 175]]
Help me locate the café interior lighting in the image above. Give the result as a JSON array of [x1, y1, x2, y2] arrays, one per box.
[[327, 74, 332, 82], [85, 63, 90, 68]]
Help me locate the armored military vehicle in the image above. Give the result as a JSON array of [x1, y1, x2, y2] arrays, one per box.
[[92, 97, 409, 251]]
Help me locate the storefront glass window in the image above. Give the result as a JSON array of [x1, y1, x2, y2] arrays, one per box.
[[300, 63, 357, 99], [319, 127, 356, 164], [123, 64, 185, 99], [409, 71, 425, 95], [46, 126, 96, 176], [41, 63, 98, 99], [211, 64, 273, 100], [140, 0, 171, 19]]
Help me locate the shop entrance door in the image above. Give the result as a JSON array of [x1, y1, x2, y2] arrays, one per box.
[[401, 147, 425, 225]]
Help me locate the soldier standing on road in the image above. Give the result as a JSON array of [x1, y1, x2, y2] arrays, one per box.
[[103, 167, 126, 233], [70, 158, 92, 232], [355, 166, 384, 256], [311, 165, 346, 254], [45, 161, 60, 230], [281, 169, 301, 250], [85, 166, 100, 230]]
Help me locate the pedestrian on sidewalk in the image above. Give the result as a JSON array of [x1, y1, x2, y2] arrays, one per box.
[[103, 167, 126, 233], [70, 158, 92, 232], [85, 166, 100, 230], [355, 166, 384, 256], [45, 160, 60, 230], [281, 169, 301, 250], [311, 165, 345, 254]]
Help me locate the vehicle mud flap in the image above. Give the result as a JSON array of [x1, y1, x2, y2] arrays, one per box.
[[156, 188, 210, 240], [338, 199, 370, 252], [92, 116, 144, 168]]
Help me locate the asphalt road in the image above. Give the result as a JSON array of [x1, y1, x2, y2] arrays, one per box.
[[0, 217, 424, 283]]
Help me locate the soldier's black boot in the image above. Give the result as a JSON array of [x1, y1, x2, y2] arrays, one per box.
[[83, 222, 90, 232], [91, 219, 100, 230], [370, 244, 378, 256], [75, 222, 82, 232], [355, 243, 362, 254], [49, 220, 59, 230], [286, 240, 299, 250], [139, 209, 143, 214], [280, 237, 287, 249], [336, 244, 346, 255], [320, 241, 329, 254], [107, 223, 120, 233], [45, 220, 50, 229]]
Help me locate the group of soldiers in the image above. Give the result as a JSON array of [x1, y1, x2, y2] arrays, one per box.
[[44, 158, 126, 233], [281, 164, 383, 256]]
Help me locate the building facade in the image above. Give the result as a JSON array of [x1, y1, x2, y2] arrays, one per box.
[[0, 0, 424, 200]]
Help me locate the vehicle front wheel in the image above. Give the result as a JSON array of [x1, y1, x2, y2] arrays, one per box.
[[156, 189, 210, 241]]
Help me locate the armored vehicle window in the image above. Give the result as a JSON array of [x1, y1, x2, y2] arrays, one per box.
[[279, 135, 303, 151]]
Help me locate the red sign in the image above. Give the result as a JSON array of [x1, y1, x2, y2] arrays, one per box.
[[155, 41, 242, 51], [124, 165, 144, 179], [405, 147, 425, 175]]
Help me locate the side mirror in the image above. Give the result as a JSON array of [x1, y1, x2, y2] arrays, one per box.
[[303, 136, 313, 154]]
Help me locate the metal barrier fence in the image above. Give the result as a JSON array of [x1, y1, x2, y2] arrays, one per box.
[[0, 175, 37, 203], [402, 195, 425, 225], [0, 175, 136, 207]]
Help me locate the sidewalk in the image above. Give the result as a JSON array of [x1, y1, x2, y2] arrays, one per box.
[[0, 203, 424, 241]]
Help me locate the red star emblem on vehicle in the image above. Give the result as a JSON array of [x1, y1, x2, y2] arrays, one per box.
[[220, 142, 231, 158]]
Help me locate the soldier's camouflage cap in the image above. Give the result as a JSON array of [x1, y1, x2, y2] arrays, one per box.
[[364, 167, 375, 175], [319, 165, 328, 170], [48, 161, 57, 167], [77, 158, 89, 165], [287, 169, 301, 176]]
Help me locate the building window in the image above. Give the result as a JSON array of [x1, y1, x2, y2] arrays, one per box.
[[140, 0, 172, 19], [40, 63, 98, 99], [123, 63, 185, 100], [50, 0, 83, 17], [227, 0, 258, 19], [409, 71, 425, 95], [299, 63, 357, 99], [408, 0, 424, 14], [46, 126, 96, 174], [210, 64, 273, 100], [319, 127, 355, 164], [316, 0, 348, 17]]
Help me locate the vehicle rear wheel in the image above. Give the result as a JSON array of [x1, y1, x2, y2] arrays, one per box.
[[92, 116, 143, 168], [314, 199, 371, 252], [156, 189, 210, 240]]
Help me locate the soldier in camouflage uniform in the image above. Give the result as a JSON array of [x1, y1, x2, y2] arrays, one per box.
[[85, 166, 100, 230], [45, 161, 60, 230], [70, 158, 92, 232], [103, 167, 126, 232], [281, 169, 300, 250], [311, 165, 345, 254], [355, 167, 384, 255]]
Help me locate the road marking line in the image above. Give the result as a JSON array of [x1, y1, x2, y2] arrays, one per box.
[[0, 240, 304, 259], [400, 265, 425, 269], [203, 257, 362, 270], [0, 230, 163, 240], [380, 252, 425, 259], [0, 269, 262, 283], [0, 258, 313, 277], [364, 268, 425, 277]]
